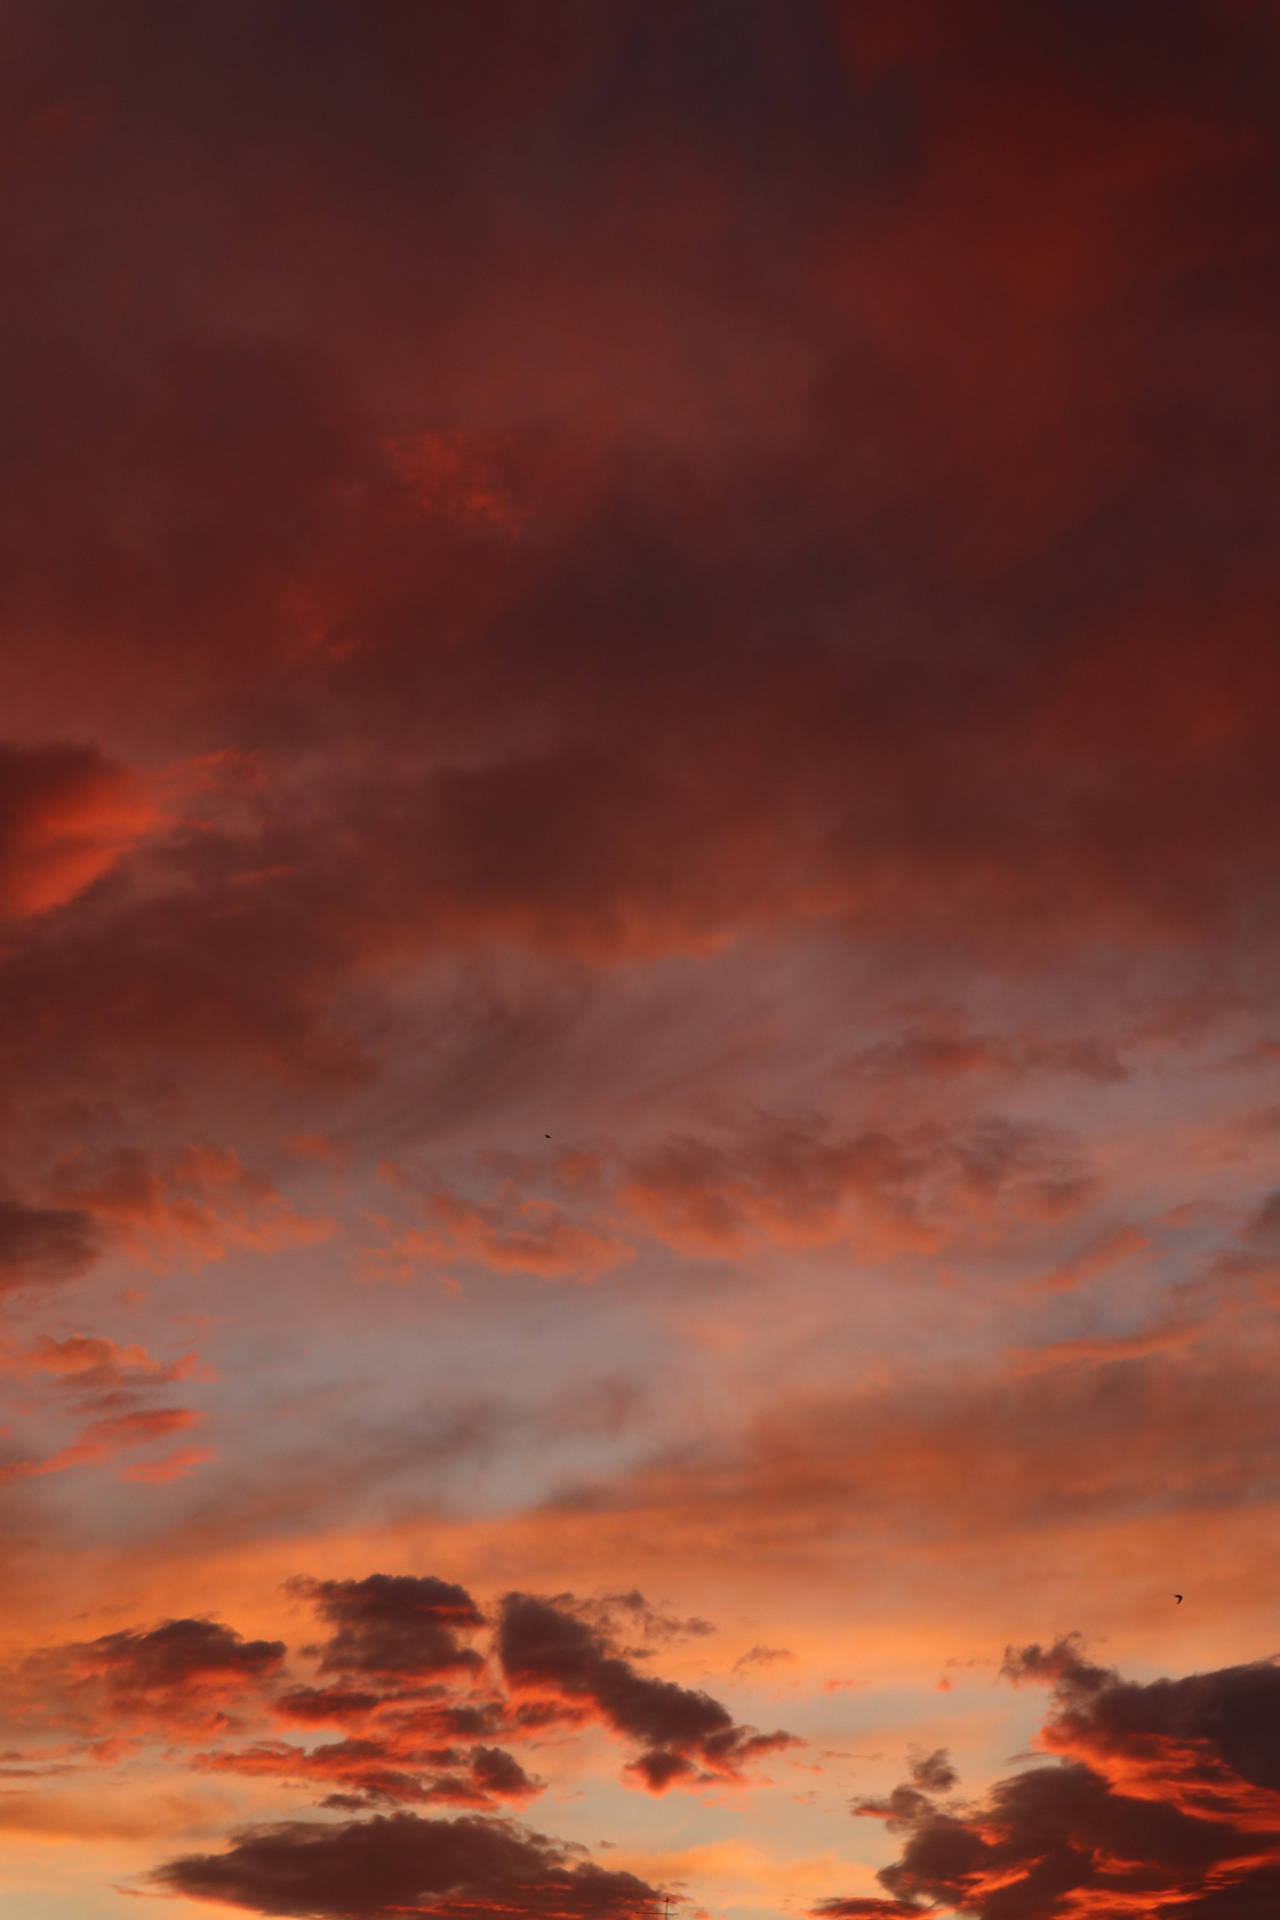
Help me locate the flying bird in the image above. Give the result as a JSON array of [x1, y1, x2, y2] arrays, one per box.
[[1174, 1593, 1183, 1603]]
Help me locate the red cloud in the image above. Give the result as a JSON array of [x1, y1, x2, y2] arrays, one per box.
[[387, 431, 531, 536], [47, 1143, 334, 1266], [365, 1187, 631, 1284], [0, 741, 160, 920], [0, 1332, 201, 1388], [1, 1406, 201, 1482], [119, 1443, 216, 1484]]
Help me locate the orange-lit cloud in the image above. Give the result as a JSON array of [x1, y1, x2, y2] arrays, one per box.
[[2, 1406, 202, 1483], [47, 1144, 335, 1265], [828, 1640, 1280, 1917], [0, 743, 161, 921]]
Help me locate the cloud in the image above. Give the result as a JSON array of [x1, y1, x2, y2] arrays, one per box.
[[47, 1143, 335, 1266], [387, 431, 531, 536], [119, 1443, 217, 1484], [544, 1335, 1280, 1559], [835, 1641, 1280, 1918], [291, 1573, 486, 1681], [1033, 1222, 1149, 1294], [0, 1405, 203, 1483], [617, 1113, 1093, 1260], [0, 0, 1275, 1171], [906, 1748, 956, 1794], [194, 1734, 540, 1811], [365, 1187, 631, 1284], [497, 1591, 793, 1791], [0, 1195, 100, 1292], [2, 1617, 286, 1739], [1243, 1190, 1280, 1244], [574, 1591, 715, 1656], [731, 1646, 794, 1678], [274, 1687, 385, 1726], [0, 740, 160, 920], [0, 1332, 201, 1392], [81, 1616, 285, 1695], [149, 1810, 662, 1919], [812, 1903, 921, 1920]]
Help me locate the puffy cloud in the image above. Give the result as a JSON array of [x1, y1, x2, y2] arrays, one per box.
[[833, 1642, 1280, 1918], [80, 1617, 286, 1697], [292, 1574, 486, 1682], [497, 1592, 793, 1791], [150, 1810, 662, 1919], [2, 1617, 286, 1740]]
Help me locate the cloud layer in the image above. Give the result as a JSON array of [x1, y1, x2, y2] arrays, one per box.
[[4, 4, 1280, 1918]]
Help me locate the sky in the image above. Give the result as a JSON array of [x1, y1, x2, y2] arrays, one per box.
[[2, 3, 1280, 1917]]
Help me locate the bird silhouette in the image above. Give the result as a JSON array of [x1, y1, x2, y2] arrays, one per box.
[[1174, 1593, 1183, 1603]]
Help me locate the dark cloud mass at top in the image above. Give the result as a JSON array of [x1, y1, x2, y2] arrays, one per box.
[[0, 0, 1276, 1109]]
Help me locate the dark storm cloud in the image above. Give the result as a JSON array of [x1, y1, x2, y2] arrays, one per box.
[[497, 1591, 793, 1789], [292, 1573, 486, 1680], [828, 1642, 1280, 1918], [150, 1809, 661, 1919]]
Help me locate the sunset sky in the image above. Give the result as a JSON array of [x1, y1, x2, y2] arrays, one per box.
[[3, 4, 1280, 1917]]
